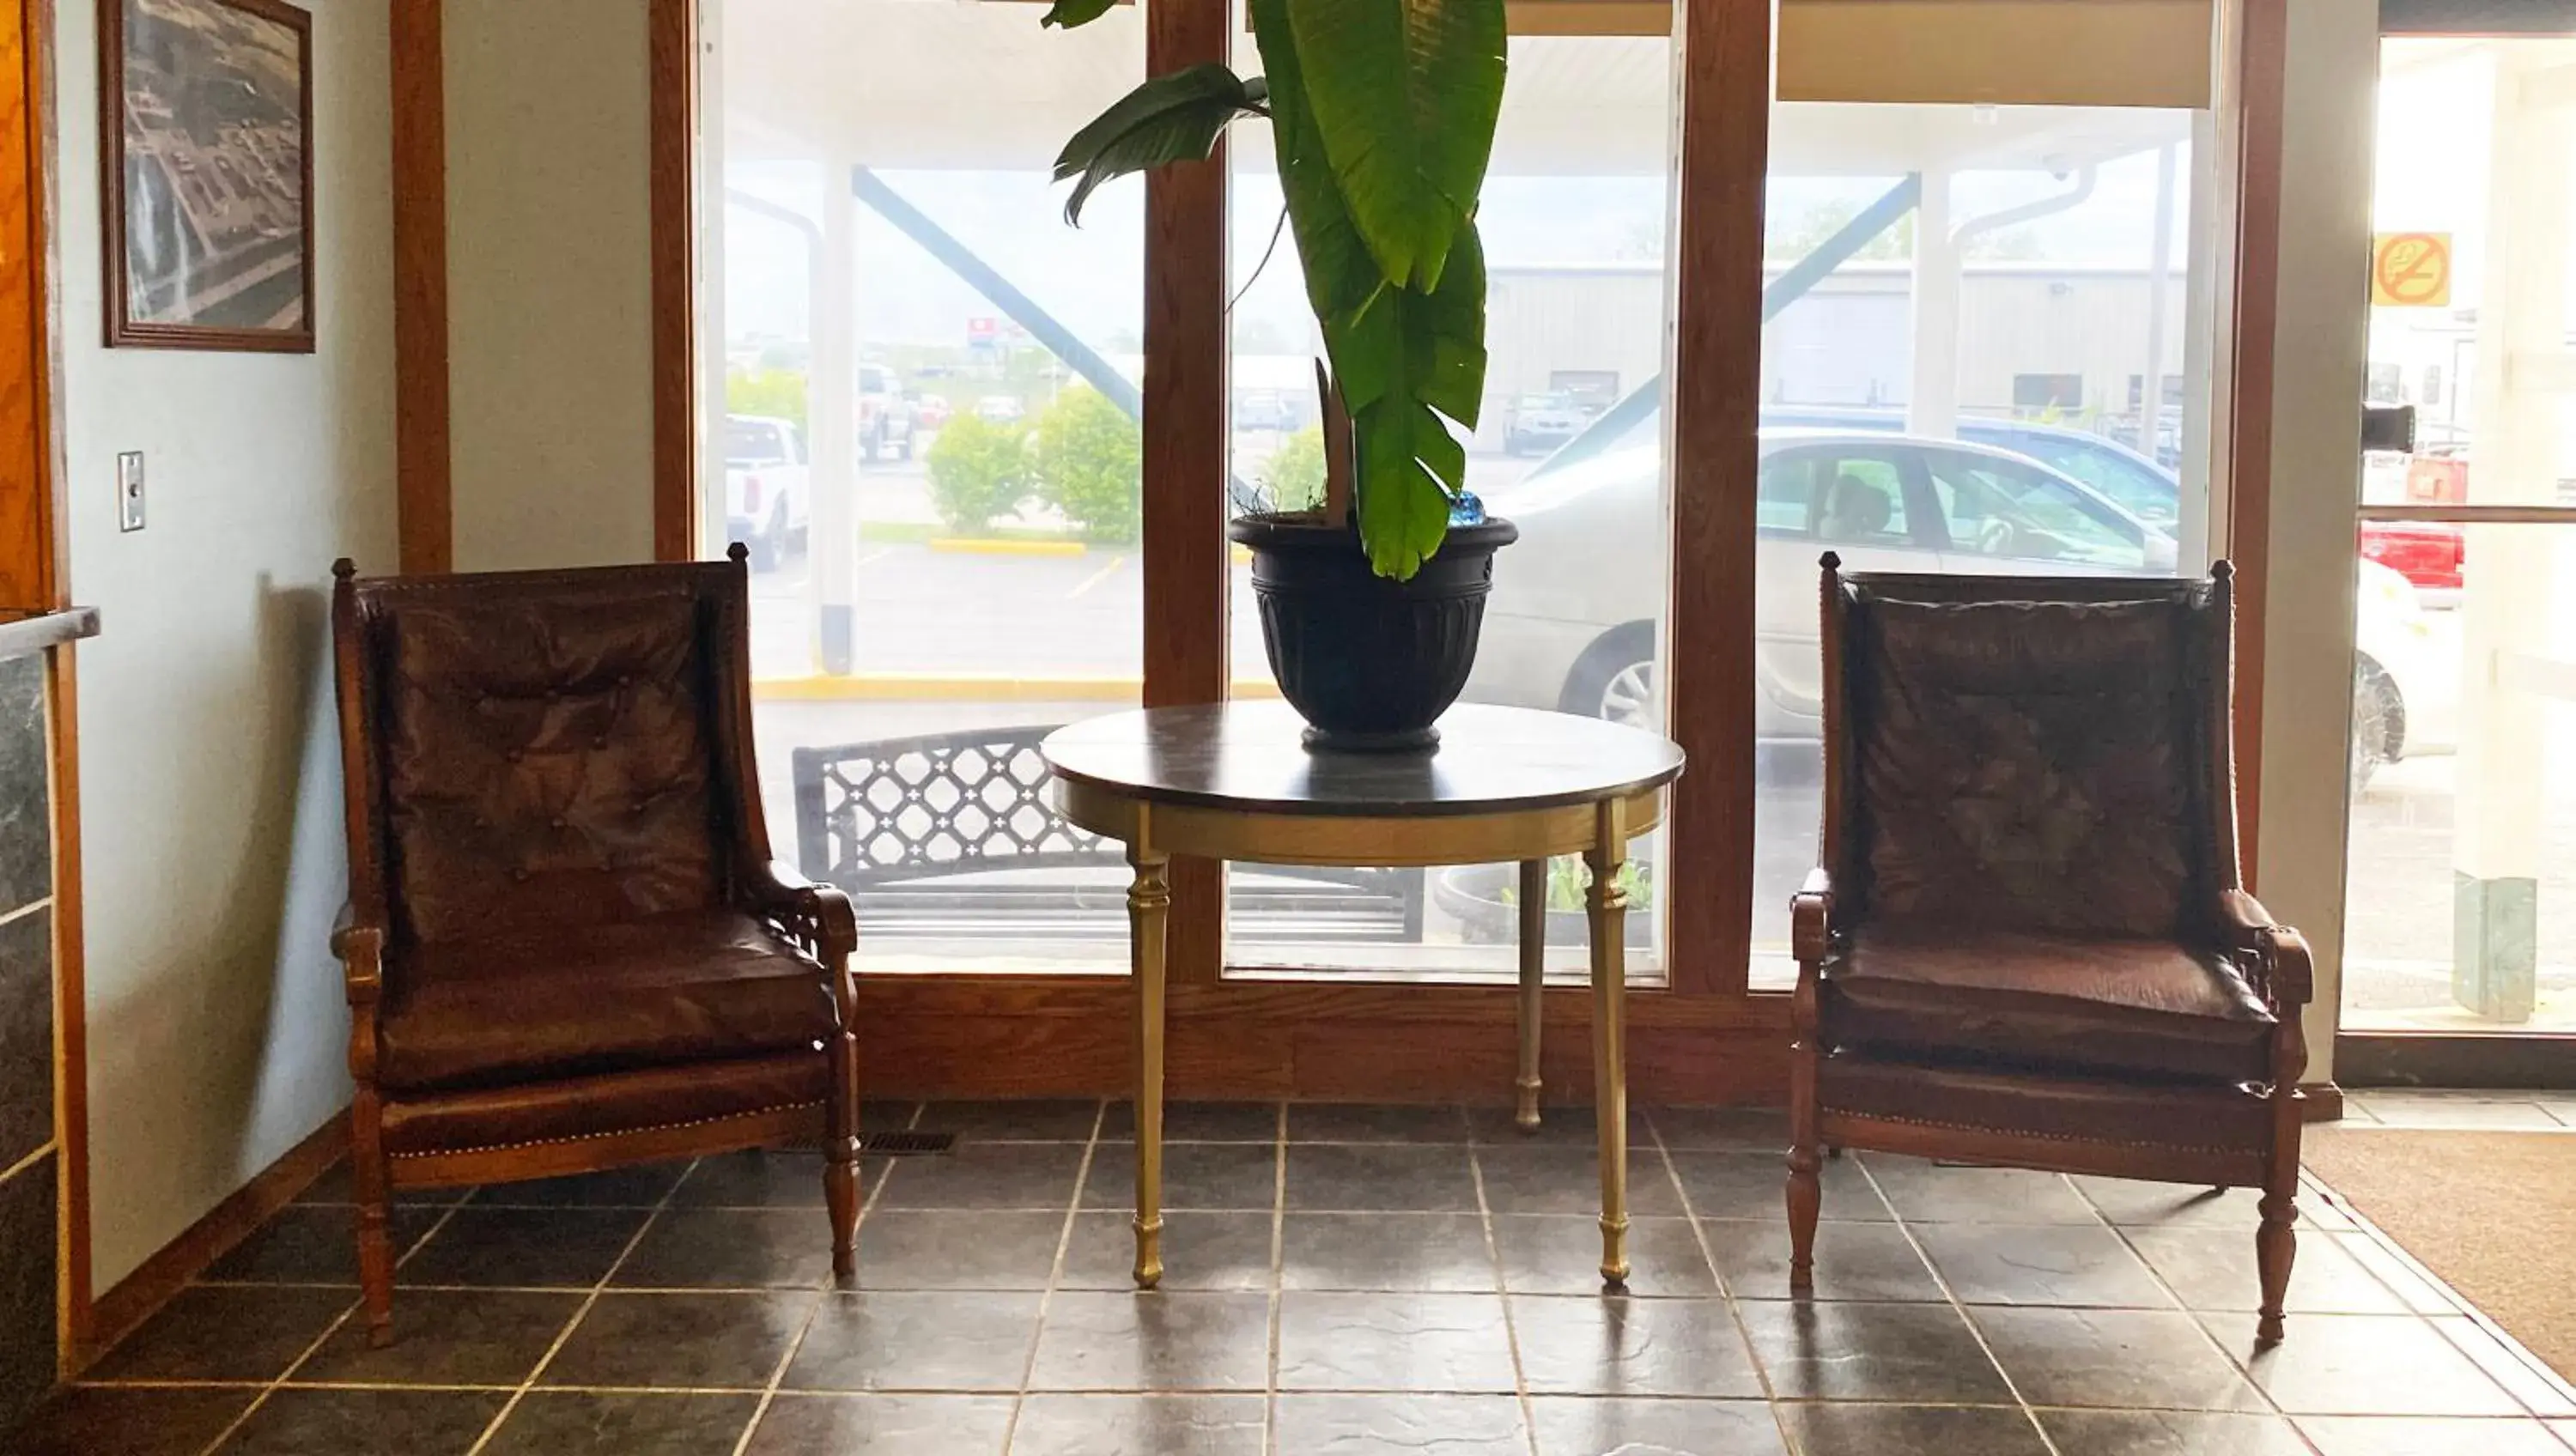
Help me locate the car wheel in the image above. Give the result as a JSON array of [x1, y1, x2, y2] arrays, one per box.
[[751, 503, 787, 573], [1559, 626, 1659, 730], [896, 429, 914, 462], [2351, 657, 2402, 798]]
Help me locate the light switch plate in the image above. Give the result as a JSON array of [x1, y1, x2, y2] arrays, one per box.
[[116, 452, 144, 532]]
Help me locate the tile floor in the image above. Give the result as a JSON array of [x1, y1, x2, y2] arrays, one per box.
[[18, 1101, 2576, 1454]]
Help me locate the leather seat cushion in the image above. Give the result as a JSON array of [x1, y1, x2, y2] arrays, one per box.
[[378, 911, 835, 1093], [1821, 924, 2276, 1084], [381, 1051, 829, 1160]]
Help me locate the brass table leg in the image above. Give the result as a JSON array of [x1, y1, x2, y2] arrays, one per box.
[[1589, 801, 1631, 1287], [1127, 836, 1171, 1289], [1516, 858, 1546, 1132]]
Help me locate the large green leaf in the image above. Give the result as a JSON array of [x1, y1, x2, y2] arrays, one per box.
[[1285, 0, 1505, 292], [1040, 0, 1117, 29], [1052, 64, 1267, 226]]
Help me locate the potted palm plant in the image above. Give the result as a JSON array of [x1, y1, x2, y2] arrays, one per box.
[[1047, 0, 1515, 750]]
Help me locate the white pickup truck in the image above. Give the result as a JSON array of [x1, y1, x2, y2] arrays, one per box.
[[725, 414, 810, 571]]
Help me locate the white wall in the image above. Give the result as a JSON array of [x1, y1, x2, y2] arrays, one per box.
[[2257, 0, 2379, 1078], [445, 0, 655, 570], [58, 0, 397, 1286]]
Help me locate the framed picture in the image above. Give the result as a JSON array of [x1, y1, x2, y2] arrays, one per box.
[[101, 0, 314, 352]]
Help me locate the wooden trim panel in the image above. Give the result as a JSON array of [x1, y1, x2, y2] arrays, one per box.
[[391, 0, 448, 573], [0, 0, 47, 610], [79, 1113, 348, 1370], [47, 646, 87, 1353], [649, 0, 696, 563], [2222, 0, 2287, 873]]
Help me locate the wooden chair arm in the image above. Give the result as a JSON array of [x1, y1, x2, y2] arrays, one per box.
[[1791, 867, 1835, 966], [331, 904, 385, 1009], [742, 858, 859, 964], [2216, 889, 2313, 1009]]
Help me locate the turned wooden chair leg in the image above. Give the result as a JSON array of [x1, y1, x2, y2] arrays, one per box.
[[351, 1098, 396, 1348], [824, 1016, 862, 1283], [1785, 1042, 1823, 1295]]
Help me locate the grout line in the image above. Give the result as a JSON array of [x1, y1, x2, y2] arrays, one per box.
[[0, 1138, 56, 1186], [0, 893, 52, 931], [1655, 1110, 1799, 1456], [460, 1159, 695, 1456], [188, 1296, 364, 1456], [1850, 1155, 2068, 1456], [2069, 1174, 2304, 1432], [1461, 1107, 1538, 1456], [1265, 1100, 1288, 1456], [996, 1098, 1107, 1454]]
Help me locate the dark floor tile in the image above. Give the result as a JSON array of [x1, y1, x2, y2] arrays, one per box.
[[398, 1207, 647, 1289], [479, 1392, 760, 1456], [539, 1290, 815, 1389], [2433, 1317, 2576, 1418], [917, 1099, 1103, 1142], [1060, 1210, 1274, 1292], [1914, 1223, 2174, 1307], [852, 1209, 1065, 1289], [1649, 1106, 1790, 1151], [1701, 1218, 1941, 1301], [1011, 1394, 1267, 1456], [1467, 1104, 1646, 1147], [2127, 1226, 2408, 1314], [2038, 1410, 2330, 1456], [782, 1292, 1042, 1392], [1085, 1142, 1279, 1211], [214, 1388, 508, 1456], [1104, 1101, 1280, 1143], [671, 1150, 835, 1210], [1494, 1215, 1715, 1298], [292, 1289, 581, 1386], [88, 1284, 352, 1383], [2075, 1177, 2265, 1229], [1027, 1291, 1273, 1391], [1272, 1393, 1527, 1454], [204, 1204, 439, 1285], [1862, 1154, 2099, 1223], [743, 1393, 1012, 1455], [294, 1161, 467, 1209], [611, 1209, 835, 1289], [10, 1386, 258, 1456], [1476, 1143, 1682, 1216], [875, 1143, 1086, 1210], [1282, 1212, 1494, 1292], [469, 1162, 690, 1208], [1289, 1104, 1471, 1144], [1668, 1150, 1886, 1222], [1773, 1403, 2050, 1456], [2294, 1415, 2576, 1455], [1735, 1299, 2012, 1403], [1528, 1397, 1789, 1456], [1512, 1295, 1766, 1398], [2202, 1312, 2524, 1416], [1275, 1291, 1518, 1392], [1972, 1307, 2266, 1410], [1287, 1144, 1479, 1212]]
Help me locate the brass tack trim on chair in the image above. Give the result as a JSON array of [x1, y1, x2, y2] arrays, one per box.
[[386, 1101, 829, 1161]]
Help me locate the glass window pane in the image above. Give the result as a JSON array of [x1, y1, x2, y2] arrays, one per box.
[[701, 0, 1145, 973], [1750, 101, 2210, 990], [1223, 29, 1678, 985]]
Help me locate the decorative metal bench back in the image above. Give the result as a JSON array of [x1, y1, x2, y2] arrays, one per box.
[[791, 725, 1423, 940]]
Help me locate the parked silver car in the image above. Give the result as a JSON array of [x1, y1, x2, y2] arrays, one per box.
[[1463, 426, 2185, 738]]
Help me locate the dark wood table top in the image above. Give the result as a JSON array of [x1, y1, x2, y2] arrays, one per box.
[[1040, 702, 1684, 818]]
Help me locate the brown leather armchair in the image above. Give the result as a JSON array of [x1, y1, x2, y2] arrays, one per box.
[[329, 549, 860, 1344], [1788, 556, 2312, 1343]]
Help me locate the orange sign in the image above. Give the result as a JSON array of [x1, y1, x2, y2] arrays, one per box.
[[2372, 232, 2452, 308]]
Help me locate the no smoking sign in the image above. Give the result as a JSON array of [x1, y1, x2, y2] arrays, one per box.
[[2372, 232, 2452, 308]]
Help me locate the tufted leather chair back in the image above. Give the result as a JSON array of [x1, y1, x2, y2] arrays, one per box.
[[333, 557, 764, 949], [1819, 561, 2239, 945]]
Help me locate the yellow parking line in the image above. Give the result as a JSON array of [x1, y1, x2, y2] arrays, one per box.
[[927, 537, 1086, 558], [1068, 554, 1130, 599], [754, 673, 1284, 702]]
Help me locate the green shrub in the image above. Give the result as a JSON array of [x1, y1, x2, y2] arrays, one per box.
[[1262, 424, 1328, 513], [725, 367, 807, 428], [1033, 386, 1144, 543], [925, 413, 1030, 535]]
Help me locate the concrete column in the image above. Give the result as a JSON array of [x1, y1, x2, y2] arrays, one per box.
[[1906, 168, 1958, 438], [811, 159, 860, 675], [2178, 113, 2219, 571], [2141, 141, 2178, 488], [2451, 45, 2572, 1023]]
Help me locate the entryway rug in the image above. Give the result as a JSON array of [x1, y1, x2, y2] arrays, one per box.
[[2304, 1125, 2576, 1383]]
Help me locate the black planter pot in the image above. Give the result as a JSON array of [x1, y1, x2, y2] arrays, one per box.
[[1230, 512, 1519, 753]]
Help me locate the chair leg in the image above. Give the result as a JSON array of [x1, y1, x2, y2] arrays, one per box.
[[2256, 1101, 2303, 1344], [825, 1017, 862, 1283], [350, 1095, 396, 1348], [1786, 1027, 1823, 1294]]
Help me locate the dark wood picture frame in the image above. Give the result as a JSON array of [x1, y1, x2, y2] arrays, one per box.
[[100, 0, 314, 353]]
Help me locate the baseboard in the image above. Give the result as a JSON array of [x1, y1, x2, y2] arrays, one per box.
[[77, 1111, 349, 1370], [2301, 1080, 2346, 1122]]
